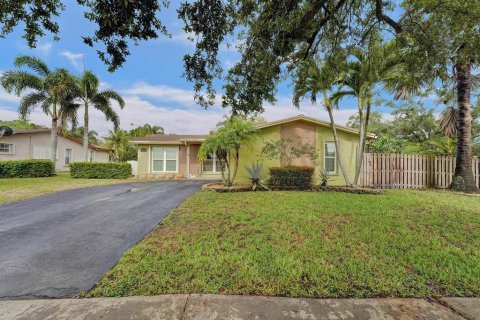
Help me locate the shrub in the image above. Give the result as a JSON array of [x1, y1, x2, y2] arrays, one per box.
[[268, 166, 314, 189], [70, 162, 132, 179], [0, 160, 54, 178]]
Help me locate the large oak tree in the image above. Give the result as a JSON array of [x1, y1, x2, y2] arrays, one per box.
[[179, 0, 480, 192]]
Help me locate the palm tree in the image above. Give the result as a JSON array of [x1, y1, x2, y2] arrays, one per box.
[[71, 127, 100, 145], [104, 129, 129, 162], [129, 124, 164, 138], [199, 115, 258, 186], [293, 59, 353, 186], [75, 71, 125, 161], [331, 40, 404, 186], [438, 70, 480, 192], [1, 56, 77, 161]]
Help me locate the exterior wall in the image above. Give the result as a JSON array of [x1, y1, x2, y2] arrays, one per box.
[[188, 144, 201, 177], [133, 121, 361, 185], [234, 125, 282, 184], [280, 120, 317, 167], [0, 133, 110, 171], [316, 126, 359, 186], [234, 121, 360, 186], [136, 144, 190, 179]]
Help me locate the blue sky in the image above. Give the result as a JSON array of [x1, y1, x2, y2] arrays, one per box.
[[0, 0, 439, 136]]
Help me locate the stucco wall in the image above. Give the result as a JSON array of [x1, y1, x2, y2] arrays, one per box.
[[234, 121, 360, 186], [133, 121, 361, 185], [0, 132, 110, 171]]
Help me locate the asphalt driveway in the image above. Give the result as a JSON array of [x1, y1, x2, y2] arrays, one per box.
[[0, 180, 205, 299]]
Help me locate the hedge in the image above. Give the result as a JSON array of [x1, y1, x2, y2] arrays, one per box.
[[268, 166, 315, 190], [70, 162, 132, 179], [0, 160, 54, 178]]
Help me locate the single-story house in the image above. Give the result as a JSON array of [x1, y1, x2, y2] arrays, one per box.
[[131, 115, 374, 185], [0, 128, 111, 171]]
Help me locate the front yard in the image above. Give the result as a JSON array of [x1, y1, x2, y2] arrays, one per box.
[[88, 190, 480, 298], [0, 173, 147, 204]]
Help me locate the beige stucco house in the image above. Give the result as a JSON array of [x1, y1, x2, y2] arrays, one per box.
[[131, 115, 374, 185], [0, 129, 111, 171]]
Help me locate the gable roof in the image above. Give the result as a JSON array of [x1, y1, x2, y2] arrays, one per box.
[[130, 114, 374, 145], [257, 115, 376, 138], [10, 128, 112, 152]]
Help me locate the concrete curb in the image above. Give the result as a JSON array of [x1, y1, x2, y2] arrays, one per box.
[[1, 294, 478, 320]]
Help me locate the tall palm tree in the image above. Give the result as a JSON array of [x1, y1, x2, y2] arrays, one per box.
[[293, 59, 353, 186], [331, 40, 404, 186], [75, 71, 125, 161], [438, 70, 480, 191], [1, 56, 77, 161]]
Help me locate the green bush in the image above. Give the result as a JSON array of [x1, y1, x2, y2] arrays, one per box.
[[268, 166, 314, 190], [70, 162, 132, 179], [0, 160, 54, 178]]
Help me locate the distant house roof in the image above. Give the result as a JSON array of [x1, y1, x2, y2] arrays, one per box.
[[11, 128, 112, 152], [130, 114, 374, 145], [130, 134, 208, 145]]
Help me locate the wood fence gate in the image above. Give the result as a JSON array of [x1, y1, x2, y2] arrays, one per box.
[[360, 153, 480, 189]]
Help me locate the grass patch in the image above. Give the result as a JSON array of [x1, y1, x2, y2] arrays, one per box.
[[0, 172, 151, 204], [88, 190, 480, 298]]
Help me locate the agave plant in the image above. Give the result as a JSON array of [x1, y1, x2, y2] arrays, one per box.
[[245, 161, 268, 191], [319, 169, 332, 190]]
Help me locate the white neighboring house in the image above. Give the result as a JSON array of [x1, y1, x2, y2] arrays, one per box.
[[0, 129, 112, 171]]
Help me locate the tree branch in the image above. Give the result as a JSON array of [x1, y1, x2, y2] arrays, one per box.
[[375, 0, 402, 33]]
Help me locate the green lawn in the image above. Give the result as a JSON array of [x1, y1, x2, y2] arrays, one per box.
[[0, 173, 149, 204], [88, 190, 480, 298]]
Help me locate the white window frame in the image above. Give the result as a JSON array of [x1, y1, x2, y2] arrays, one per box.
[[64, 148, 73, 166], [202, 152, 225, 173], [324, 141, 337, 174], [0, 143, 14, 154], [151, 146, 179, 173]]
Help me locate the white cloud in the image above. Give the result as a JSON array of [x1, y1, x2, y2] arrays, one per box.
[[0, 81, 377, 137], [35, 42, 52, 56], [60, 51, 84, 70], [124, 82, 198, 106], [0, 87, 22, 104]]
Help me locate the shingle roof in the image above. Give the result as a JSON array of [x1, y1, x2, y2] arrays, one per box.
[[11, 128, 112, 152], [130, 134, 208, 145], [130, 114, 374, 145]]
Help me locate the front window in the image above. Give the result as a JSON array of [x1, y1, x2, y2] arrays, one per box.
[[152, 146, 178, 172], [0, 143, 13, 154], [324, 142, 337, 174], [65, 148, 72, 166], [203, 152, 224, 173], [89, 150, 95, 162]]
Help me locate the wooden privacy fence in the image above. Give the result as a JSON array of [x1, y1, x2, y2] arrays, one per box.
[[360, 153, 480, 189]]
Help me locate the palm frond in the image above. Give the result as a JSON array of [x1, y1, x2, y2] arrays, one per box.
[[439, 107, 457, 137], [18, 92, 49, 118], [0, 70, 43, 94], [94, 99, 120, 129], [14, 55, 50, 76], [98, 89, 125, 109]]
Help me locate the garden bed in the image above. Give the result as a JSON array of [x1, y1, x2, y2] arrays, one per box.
[[202, 182, 252, 192]]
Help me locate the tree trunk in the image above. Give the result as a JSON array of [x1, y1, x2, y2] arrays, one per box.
[[324, 96, 352, 186], [451, 62, 478, 192], [353, 97, 365, 187], [230, 148, 240, 186], [51, 100, 58, 165], [83, 100, 89, 161]]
